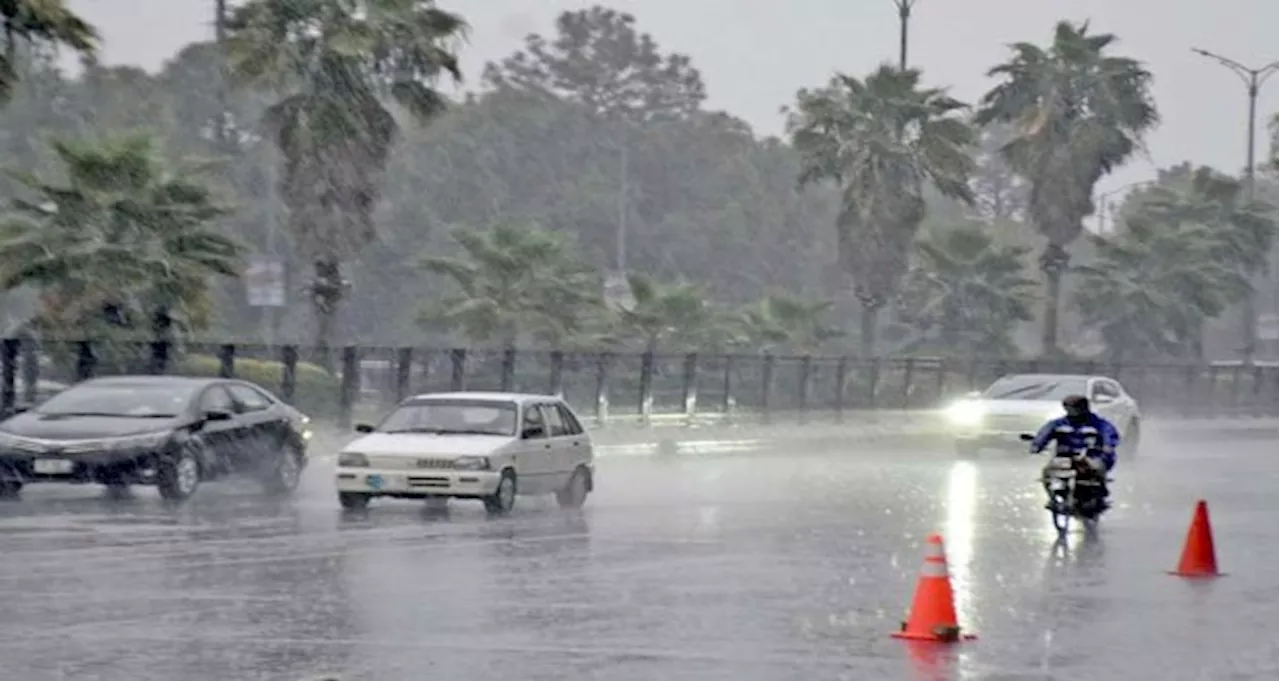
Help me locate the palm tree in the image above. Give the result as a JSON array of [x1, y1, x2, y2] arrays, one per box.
[[224, 0, 467, 365], [420, 222, 601, 347], [611, 274, 726, 352], [0, 0, 97, 104], [0, 134, 242, 345], [736, 294, 842, 354], [788, 65, 975, 356], [974, 21, 1159, 354], [896, 225, 1038, 355]]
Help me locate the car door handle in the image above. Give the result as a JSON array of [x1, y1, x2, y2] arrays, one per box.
[[572, 441, 580, 446]]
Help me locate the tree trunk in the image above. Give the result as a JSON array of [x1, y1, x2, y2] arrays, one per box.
[[1039, 245, 1070, 356], [311, 258, 345, 372], [858, 302, 881, 358]]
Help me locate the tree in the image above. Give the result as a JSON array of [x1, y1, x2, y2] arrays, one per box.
[[788, 65, 975, 356], [0, 0, 97, 104], [0, 135, 241, 346], [610, 274, 725, 351], [968, 123, 1028, 223], [419, 222, 602, 347], [895, 225, 1037, 355], [735, 294, 842, 354], [482, 5, 705, 123], [975, 21, 1158, 355], [1267, 112, 1278, 177], [224, 0, 467, 364]]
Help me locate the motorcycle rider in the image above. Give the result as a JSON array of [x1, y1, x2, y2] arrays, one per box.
[[1028, 395, 1119, 510]]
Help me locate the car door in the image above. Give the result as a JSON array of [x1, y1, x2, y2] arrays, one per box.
[[224, 383, 282, 473], [539, 402, 574, 490], [194, 384, 245, 474], [518, 403, 554, 494], [555, 402, 591, 470]]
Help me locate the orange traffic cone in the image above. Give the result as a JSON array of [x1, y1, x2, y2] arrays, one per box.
[[1170, 499, 1222, 577], [891, 533, 975, 643]]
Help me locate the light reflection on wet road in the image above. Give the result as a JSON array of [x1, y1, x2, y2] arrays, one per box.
[[0, 424, 1274, 681]]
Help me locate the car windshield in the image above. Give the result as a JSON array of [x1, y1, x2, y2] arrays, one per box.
[[376, 399, 518, 436], [35, 383, 193, 417], [982, 376, 1088, 401]]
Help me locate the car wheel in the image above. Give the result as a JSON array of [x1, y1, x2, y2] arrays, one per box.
[[484, 470, 517, 516], [261, 442, 304, 496], [339, 492, 371, 511], [0, 480, 21, 500], [157, 443, 202, 503], [1122, 420, 1140, 458], [555, 467, 590, 510]]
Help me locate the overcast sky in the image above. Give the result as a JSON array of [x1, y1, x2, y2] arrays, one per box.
[[70, 0, 1278, 195]]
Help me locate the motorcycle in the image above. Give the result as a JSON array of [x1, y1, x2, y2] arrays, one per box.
[[1019, 434, 1110, 535]]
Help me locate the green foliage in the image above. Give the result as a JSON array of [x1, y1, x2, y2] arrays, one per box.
[[175, 353, 339, 416], [606, 273, 731, 351], [896, 224, 1038, 355], [0, 134, 242, 339], [735, 294, 842, 354], [0, 0, 97, 104], [420, 222, 603, 346]]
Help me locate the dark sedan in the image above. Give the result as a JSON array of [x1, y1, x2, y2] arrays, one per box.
[[0, 376, 312, 503]]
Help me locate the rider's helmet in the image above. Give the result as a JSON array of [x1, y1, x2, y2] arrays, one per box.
[[1062, 394, 1090, 423]]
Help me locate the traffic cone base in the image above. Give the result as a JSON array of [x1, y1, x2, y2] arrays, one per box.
[[890, 533, 975, 643], [1170, 500, 1223, 578]]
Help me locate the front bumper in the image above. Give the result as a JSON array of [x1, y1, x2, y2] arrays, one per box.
[[335, 467, 502, 498], [0, 450, 163, 485]]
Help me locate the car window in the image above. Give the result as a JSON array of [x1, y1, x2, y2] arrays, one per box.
[[1091, 380, 1121, 399], [36, 382, 194, 418], [199, 386, 236, 413], [556, 404, 584, 435], [377, 399, 517, 436], [541, 404, 567, 436], [522, 405, 545, 438], [227, 384, 273, 412]]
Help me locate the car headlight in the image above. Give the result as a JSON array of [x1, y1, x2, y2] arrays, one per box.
[[453, 456, 491, 471], [338, 452, 369, 467], [945, 401, 985, 426]]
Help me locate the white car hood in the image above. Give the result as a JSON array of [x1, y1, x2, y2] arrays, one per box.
[[973, 399, 1063, 416], [344, 433, 516, 458]]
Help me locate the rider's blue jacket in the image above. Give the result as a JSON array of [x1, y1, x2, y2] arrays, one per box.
[[1029, 413, 1120, 471]]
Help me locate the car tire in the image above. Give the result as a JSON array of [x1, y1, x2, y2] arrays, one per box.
[[483, 469, 517, 516], [157, 443, 202, 503], [261, 442, 304, 496], [1122, 419, 1140, 458], [339, 492, 371, 511], [555, 467, 590, 510], [0, 480, 21, 500]]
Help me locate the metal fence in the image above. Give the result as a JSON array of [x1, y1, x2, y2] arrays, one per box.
[[1, 340, 1275, 427]]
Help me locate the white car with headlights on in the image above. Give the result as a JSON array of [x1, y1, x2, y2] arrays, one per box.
[[335, 392, 595, 514], [945, 373, 1141, 457]]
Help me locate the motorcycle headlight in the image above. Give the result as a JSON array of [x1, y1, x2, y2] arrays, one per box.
[[945, 401, 984, 426], [453, 456, 491, 471], [338, 452, 369, 467]]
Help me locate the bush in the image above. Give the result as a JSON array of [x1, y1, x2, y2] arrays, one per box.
[[175, 354, 340, 417]]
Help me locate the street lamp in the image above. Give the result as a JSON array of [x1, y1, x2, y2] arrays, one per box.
[[1190, 47, 1279, 363], [891, 0, 919, 70]]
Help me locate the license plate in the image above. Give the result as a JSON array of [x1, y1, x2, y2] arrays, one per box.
[[33, 458, 73, 474], [366, 474, 384, 490]]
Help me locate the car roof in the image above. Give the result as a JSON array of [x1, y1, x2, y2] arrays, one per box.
[[403, 391, 561, 405], [994, 373, 1105, 382], [79, 375, 223, 389]]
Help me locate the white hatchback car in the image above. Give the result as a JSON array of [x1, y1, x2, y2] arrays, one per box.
[[335, 392, 595, 514]]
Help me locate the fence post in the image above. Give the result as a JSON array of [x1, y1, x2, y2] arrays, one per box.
[[19, 337, 37, 405], [901, 358, 916, 409], [594, 352, 611, 427], [148, 340, 170, 375], [864, 358, 881, 410], [500, 347, 517, 392], [681, 352, 698, 426], [217, 344, 236, 378], [548, 351, 565, 397], [934, 359, 948, 404], [1228, 364, 1242, 414], [449, 348, 467, 391], [394, 347, 413, 403], [638, 351, 654, 427], [760, 353, 775, 424], [834, 357, 847, 423], [280, 345, 298, 405], [0, 339, 16, 416], [338, 346, 359, 430], [964, 357, 979, 392], [797, 355, 812, 424], [721, 354, 736, 423], [75, 341, 96, 382]]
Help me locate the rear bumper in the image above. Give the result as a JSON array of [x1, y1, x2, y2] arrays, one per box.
[[335, 467, 502, 498]]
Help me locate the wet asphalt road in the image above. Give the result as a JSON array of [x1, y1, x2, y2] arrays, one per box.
[[0, 424, 1274, 681]]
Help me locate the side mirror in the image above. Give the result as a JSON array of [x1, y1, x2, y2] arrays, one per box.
[[354, 423, 375, 434], [1018, 433, 1035, 441], [204, 409, 233, 422], [522, 425, 545, 439]]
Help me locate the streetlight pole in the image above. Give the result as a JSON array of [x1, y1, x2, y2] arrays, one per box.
[[892, 0, 918, 70], [1190, 47, 1279, 364]]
